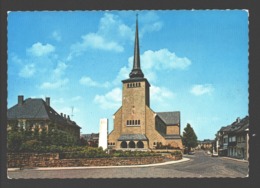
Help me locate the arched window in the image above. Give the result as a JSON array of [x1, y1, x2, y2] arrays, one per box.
[[132, 120, 134, 125], [133, 83, 135, 87], [138, 120, 140, 125], [129, 141, 135, 148], [138, 82, 141, 87], [121, 141, 127, 148], [137, 141, 144, 148], [127, 120, 129, 125], [135, 120, 137, 125]]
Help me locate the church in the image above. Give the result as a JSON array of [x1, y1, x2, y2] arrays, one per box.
[[108, 16, 183, 150]]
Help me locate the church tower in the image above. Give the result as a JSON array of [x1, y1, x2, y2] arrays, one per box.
[[121, 15, 150, 135], [108, 14, 183, 150]]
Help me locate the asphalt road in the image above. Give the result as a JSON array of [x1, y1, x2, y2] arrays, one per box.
[[8, 150, 248, 179]]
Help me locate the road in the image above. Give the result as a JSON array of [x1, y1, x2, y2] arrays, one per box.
[[8, 150, 248, 179]]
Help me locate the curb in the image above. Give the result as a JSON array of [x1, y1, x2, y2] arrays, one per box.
[[8, 158, 190, 171]]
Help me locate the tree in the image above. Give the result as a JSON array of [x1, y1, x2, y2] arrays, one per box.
[[182, 123, 198, 152]]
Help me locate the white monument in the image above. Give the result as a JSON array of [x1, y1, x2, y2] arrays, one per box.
[[98, 118, 108, 150]]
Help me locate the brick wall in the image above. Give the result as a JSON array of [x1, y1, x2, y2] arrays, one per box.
[[166, 125, 180, 135], [7, 153, 179, 168], [108, 107, 122, 148]]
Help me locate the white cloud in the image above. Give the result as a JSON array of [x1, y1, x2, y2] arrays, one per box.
[[27, 42, 55, 57], [67, 12, 163, 61], [94, 88, 122, 110], [52, 31, 62, 41], [98, 13, 134, 41], [80, 76, 110, 88], [81, 33, 124, 52], [115, 48, 191, 84], [71, 96, 82, 101], [150, 85, 175, 103], [190, 84, 214, 96], [19, 64, 35, 78], [141, 49, 191, 70], [40, 78, 69, 90], [53, 61, 68, 78]]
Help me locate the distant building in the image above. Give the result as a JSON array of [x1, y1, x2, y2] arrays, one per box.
[[108, 16, 183, 150], [216, 116, 249, 160], [197, 139, 214, 150], [81, 133, 99, 147], [7, 95, 81, 142], [99, 118, 108, 150]]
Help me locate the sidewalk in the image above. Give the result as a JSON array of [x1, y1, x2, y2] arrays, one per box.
[[220, 156, 248, 163], [8, 157, 190, 172]]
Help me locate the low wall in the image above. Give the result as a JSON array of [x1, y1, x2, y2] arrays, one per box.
[[7, 153, 180, 168]]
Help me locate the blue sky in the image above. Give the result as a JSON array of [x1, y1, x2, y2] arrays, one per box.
[[7, 10, 248, 140]]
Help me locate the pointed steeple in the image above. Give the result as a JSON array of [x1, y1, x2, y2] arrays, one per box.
[[129, 14, 144, 79]]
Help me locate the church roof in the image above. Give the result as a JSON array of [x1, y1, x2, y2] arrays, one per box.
[[118, 134, 148, 141], [156, 111, 180, 125], [164, 134, 182, 139]]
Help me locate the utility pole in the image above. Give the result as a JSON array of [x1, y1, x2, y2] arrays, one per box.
[[71, 106, 74, 120]]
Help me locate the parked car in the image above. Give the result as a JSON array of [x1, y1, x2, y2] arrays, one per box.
[[188, 151, 195, 155], [212, 151, 218, 157]]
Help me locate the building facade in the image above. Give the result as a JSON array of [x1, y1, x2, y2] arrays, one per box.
[[197, 139, 214, 150], [216, 116, 249, 160], [7, 95, 81, 143], [108, 16, 183, 150]]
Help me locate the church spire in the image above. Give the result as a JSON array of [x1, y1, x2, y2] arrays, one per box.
[[129, 14, 144, 79]]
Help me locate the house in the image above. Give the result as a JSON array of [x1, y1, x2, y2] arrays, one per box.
[[216, 116, 249, 160], [81, 133, 99, 147], [7, 95, 81, 143], [197, 139, 214, 150], [108, 16, 183, 150]]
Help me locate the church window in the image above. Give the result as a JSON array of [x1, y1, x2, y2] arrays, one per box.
[[138, 82, 141, 87], [138, 120, 140, 125], [135, 120, 137, 125], [127, 120, 129, 125]]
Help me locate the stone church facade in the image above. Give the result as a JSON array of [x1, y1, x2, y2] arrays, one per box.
[[108, 16, 183, 150]]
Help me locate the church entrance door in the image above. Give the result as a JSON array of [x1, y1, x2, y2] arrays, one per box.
[[120, 141, 127, 148], [137, 141, 144, 148], [129, 141, 135, 148]]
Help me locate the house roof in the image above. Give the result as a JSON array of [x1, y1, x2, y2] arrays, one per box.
[[218, 116, 249, 135], [156, 111, 180, 125], [81, 133, 99, 141], [8, 98, 81, 128], [118, 134, 148, 141]]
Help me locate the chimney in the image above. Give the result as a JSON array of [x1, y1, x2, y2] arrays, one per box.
[[236, 117, 240, 123], [61, 113, 63, 117], [64, 114, 66, 119], [45, 97, 50, 106], [18, 95, 24, 105], [67, 115, 70, 120]]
